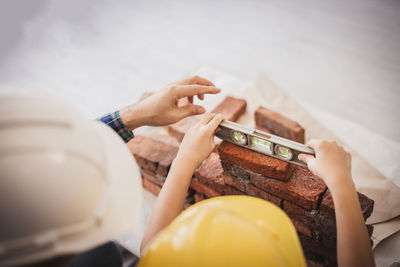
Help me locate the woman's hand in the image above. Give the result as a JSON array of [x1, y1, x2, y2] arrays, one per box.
[[140, 112, 224, 253], [298, 139, 352, 189], [175, 113, 224, 170], [120, 76, 220, 131]]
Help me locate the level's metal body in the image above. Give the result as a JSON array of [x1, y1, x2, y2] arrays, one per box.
[[216, 120, 314, 168]]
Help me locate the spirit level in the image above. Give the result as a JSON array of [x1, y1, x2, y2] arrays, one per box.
[[216, 120, 314, 168]]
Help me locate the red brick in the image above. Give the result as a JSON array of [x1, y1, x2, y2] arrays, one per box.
[[195, 153, 245, 196], [291, 219, 314, 238], [250, 166, 327, 211], [221, 161, 251, 179], [318, 217, 340, 249], [128, 135, 178, 176], [194, 193, 207, 203], [255, 125, 272, 134], [320, 233, 336, 250], [319, 191, 334, 219], [142, 178, 162, 196], [127, 136, 155, 171], [157, 154, 178, 177], [168, 96, 246, 142], [212, 96, 247, 121], [304, 251, 333, 267], [320, 190, 375, 221], [183, 202, 192, 210], [190, 178, 222, 198], [247, 184, 282, 207], [283, 201, 322, 240], [255, 106, 305, 143], [141, 169, 164, 187], [319, 218, 374, 249], [196, 153, 226, 186], [223, 172, 250, 192], [298, 233, 337, 264], [168, 116, 200, 142], [198, 173, 244, 196], [150, 133, 180, 148], [218, 141, 294, 181], [283, 201, 318, 229], [222, 185, 244, 196], [305, 259, 326, 267]]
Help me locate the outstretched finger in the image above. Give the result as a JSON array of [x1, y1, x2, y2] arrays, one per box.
[[176, 85, 221, 99], [179, 76, 215, 87], [206, 114, 224, 133]]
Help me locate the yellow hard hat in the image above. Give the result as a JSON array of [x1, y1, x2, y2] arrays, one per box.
[[139, 195, 306, 267]]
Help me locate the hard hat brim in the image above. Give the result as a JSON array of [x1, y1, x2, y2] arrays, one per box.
[[59, 121, 143, 252], [63, 121, 143, 251], [12, 121, 143, 266]]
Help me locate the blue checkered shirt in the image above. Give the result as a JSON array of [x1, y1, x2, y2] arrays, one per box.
[[98, 111, 134, 143]]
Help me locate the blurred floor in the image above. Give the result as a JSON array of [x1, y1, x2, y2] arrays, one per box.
[[0, 0, 399, 142]]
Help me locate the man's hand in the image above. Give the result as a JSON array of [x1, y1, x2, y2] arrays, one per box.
[[119, 76, 221, 131], [176, 113, 224, 170], [298, 139, 352, 189]]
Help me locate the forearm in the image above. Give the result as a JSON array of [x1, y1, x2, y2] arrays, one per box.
[[330, 179, 375, 267], [140, 155, 195, 253]]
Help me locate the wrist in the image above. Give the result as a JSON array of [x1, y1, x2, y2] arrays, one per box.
[[119, 104, 151, 131], [327, 175, 355, 196], [174, 151, 200, 173], [329, 179, 360, 214]]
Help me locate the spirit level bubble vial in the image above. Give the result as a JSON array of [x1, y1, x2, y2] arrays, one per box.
[[215, 120, 314, 168]]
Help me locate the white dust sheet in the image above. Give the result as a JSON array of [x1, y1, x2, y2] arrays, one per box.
[[117, 68, 400, 266]]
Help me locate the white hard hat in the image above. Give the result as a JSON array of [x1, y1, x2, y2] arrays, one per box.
[[0, 89, 143, 266]]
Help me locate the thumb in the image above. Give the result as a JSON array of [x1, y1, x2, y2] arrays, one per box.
[[298, 153, 314, 165], [177, 104, 205, 119]]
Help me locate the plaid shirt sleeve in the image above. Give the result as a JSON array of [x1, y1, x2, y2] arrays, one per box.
[[98, 111, 134, 143]]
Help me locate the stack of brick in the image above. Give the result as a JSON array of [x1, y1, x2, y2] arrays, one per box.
[[129, 95, 248, 208], [128, 99, 375, 267], [218, 141, 374, 266]]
